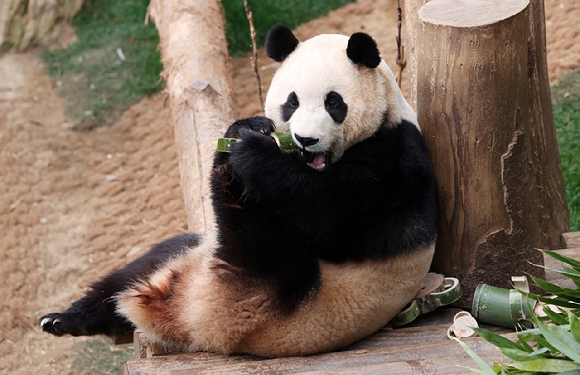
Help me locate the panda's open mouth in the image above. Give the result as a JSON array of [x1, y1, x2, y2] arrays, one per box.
[[301, 150, 331, 171]]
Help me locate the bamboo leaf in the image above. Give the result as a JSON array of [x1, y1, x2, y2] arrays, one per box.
[[528, 346, 550, 356], [534, 319, 580, 362], [553, 292, 580, 304], [570, 311, 580, 343], [533, 333, 560, 354], [541, 249, 580, 269], [524, 292, 580, 309], [453, 338, 497, 375], [562, 264, 580, 278], [517, 335, 535, 352], [515, 325, 571, 336], [533, 264, 580, 285], [542, 305, 571, 325], [472, 328, 525, 351], [531, 275, 574, 294], [499, 347, 545, 362], [511, 358, 580, 372], [562, 263, 580, 275]]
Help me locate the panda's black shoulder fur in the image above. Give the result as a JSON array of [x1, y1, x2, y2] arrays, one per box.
[[210, 117, 437, 310]]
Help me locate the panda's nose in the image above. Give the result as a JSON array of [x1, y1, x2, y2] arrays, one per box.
[[295, 134, 319, 148]]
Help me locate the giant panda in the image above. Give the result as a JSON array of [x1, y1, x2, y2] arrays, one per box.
[[40, 25, 438, 357]]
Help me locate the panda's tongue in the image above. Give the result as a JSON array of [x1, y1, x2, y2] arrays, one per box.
[[308, 153, 327, 171]]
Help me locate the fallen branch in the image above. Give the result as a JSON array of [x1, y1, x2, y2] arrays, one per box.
[[395, 0, 407, 88], [243, 0, 264, 112]]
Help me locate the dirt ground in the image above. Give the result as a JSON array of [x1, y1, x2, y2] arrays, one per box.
[[1, 0, 579, 373]]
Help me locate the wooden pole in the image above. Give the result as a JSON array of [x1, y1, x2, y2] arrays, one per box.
[[416, 0, 570, 307], [402, 0, 429, 111], [148, 0, 237, 233]]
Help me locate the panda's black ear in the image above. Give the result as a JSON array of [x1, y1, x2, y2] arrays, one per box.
[[266, 24, 299, 62], [346, 32, 381, 68]]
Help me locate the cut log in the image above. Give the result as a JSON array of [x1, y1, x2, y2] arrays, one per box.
[[148, 0, 237, 233], [562, 232, 580, 248], [415, 0, 571, 308], [404, 0, 569, 250]]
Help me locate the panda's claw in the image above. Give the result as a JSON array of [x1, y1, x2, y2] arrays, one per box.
[[39, 312, 84, 336], [224, 117, 275, 138], [40, 313, 63, 334], [40, 317, 51, 327]]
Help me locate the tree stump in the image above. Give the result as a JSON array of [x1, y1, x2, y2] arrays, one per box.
[[416, 0, 569, 307], [148, 0, 237, 233]]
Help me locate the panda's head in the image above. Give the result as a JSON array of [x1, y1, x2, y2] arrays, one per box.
[[264, 25, 418, 170]]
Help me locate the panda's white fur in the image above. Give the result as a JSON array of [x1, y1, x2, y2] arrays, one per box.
[[265, 33, 419, 162]]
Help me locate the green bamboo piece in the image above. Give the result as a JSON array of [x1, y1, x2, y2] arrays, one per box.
[[472, 284, 534, 329], [217, 132, 296, 152]]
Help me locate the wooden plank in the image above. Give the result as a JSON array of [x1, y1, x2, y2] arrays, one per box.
[[348, 309, 510, 351], [562, 232, 580, 248], [543, 247, 580, 289], [124, 333, 512, 375]]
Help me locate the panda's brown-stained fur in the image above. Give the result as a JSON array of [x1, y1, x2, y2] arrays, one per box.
[[117, 233, 434, 357], [117, 233, 277, 354]]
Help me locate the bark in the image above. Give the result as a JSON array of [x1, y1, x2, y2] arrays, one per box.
[[0, 0, 82, 51], [148, 0, 237, 233], [526, 0, 570, 248], [416, 0, 569, 307]]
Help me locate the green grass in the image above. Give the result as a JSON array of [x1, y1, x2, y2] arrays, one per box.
[[43, 0, 163, 128], [70, 337, 134, 375], [222, 0, 355, 58], [42, 0, 354, 127], [552, 68, 580, 232]]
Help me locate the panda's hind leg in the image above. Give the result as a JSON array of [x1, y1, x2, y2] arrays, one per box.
[[40, 233, 200, 340]]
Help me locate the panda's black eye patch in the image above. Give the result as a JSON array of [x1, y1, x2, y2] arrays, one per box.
[[325, 91, 347, 124], [282, 92, 299, 122]]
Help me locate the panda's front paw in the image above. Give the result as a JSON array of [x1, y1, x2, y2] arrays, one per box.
[[224, 116, 275, 138], [229, 128, 281, 181]]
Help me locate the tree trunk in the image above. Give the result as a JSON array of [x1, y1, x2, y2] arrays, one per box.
[[0, 0, 82, 51], [416, 0, 569, 308], [148, 0, 237, 233]]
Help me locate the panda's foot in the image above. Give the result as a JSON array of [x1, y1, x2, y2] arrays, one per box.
[[40, 301, 134, 338], [40, 312, 90, 337]]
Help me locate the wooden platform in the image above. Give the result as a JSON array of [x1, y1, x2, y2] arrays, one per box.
[[124, 236, 580, 375]]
